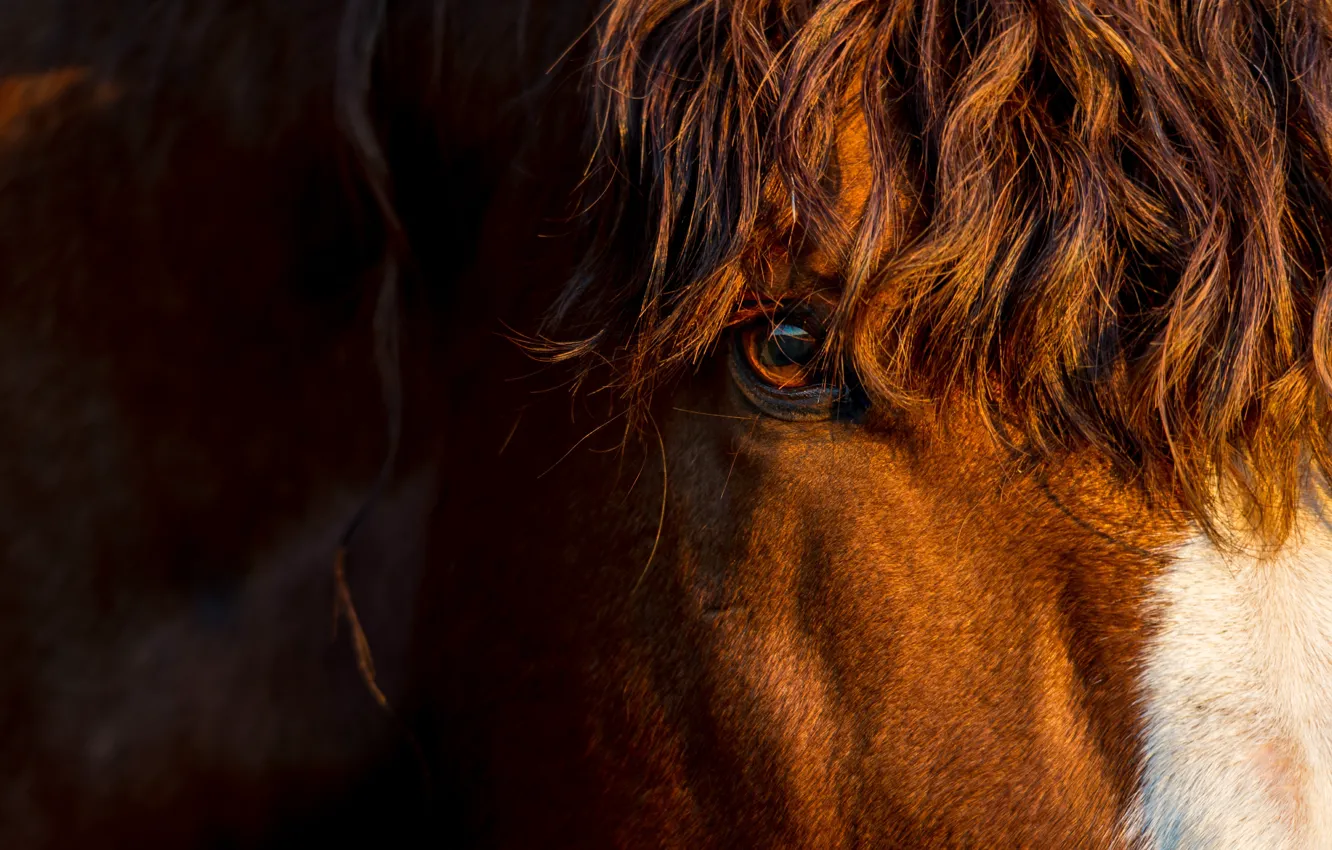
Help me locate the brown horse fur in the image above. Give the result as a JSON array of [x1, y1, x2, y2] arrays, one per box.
[[3, 0, 1332, 847]]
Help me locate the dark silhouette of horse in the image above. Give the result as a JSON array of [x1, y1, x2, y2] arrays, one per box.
[[4, 0, 1332, 847]]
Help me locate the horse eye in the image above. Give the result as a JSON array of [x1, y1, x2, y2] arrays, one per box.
[[729, 311, 866, 421]]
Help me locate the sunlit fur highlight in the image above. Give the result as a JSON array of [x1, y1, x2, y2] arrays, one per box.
[[549, 0, 1332, 545]]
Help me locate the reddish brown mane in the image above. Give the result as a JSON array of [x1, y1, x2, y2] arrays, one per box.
[[553, 0, 1332, 544]]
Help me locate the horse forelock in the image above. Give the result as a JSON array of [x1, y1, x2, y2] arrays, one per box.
[[552, 0, 1332, 547]]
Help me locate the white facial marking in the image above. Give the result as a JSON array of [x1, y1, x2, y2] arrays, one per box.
[[1130, 488, 1332, 849]]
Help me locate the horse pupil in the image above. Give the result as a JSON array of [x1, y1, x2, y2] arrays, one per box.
[[762, 325, 816, 368]]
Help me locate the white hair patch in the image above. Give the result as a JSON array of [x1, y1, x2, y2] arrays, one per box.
[[1128, 490, 1332, 849]]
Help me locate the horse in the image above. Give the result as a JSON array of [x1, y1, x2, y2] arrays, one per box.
[[4, 0, 1332, 847]]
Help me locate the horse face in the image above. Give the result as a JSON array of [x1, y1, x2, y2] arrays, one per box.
[[434, 62, 1332, 843], [424, 113, 1178, 847], [438, 307, 1168, 846]]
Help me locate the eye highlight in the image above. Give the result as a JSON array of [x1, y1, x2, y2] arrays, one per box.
[[729, 310, 866, 422]]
